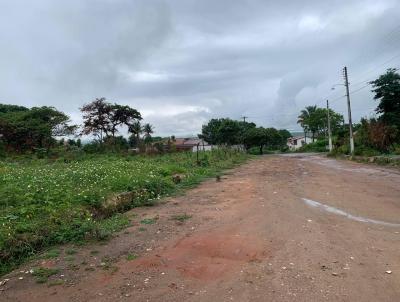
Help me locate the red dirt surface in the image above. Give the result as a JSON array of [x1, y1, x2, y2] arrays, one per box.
[[2, 154, 400, 301]]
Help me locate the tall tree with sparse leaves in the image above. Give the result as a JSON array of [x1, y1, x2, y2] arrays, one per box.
[[80, 98, 141, 142]]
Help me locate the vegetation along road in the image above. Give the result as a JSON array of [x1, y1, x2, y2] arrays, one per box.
[[2, 153, 400, 301]]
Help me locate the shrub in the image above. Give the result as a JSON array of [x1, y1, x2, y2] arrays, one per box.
[[297, 139, 328, 152], [354, 146, 380, 157]]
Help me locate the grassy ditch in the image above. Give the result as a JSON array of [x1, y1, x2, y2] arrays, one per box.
[[328, 152, 400, 167], [0, 149, 248, 275]]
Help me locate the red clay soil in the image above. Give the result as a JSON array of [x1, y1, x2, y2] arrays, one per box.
[[2, 154, 400, 301]]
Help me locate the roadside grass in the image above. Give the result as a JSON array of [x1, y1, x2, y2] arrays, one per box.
[[64, 255, 75, 262], [170, 213, 192, 222], [65, 248, 77, 255], [0, 149, 248, 275], [328, 152, 400, 167], [42, 249, 60, 259], [126, 253, 137, 261], [32, 267, 59, 284], [48, 279, 64, 287], [140, 217, 158, 225]]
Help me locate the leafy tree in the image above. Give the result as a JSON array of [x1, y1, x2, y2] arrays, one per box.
[[103, 135, 129, 151], [237, 121, 256, 144], [217, 119, 242, 145], [200, 118, 253, 145], [68, 139, 76, 146], [243, 127, 267, 154], [370, 68, 400, 131], [278, 129, 291, 147], [298, 105, 343, 141], [201, 118, 291, 152], [80, 98, 141, 142], [80, 98, 112, 141], [243, 127, 286, 154], [324, 108, 344, 135], [200, 118, 224, 145], [0, 104, 76, 152], [264, 127, 282, 149], [109, 104, 141, 137], [0, 104, 28, 114]]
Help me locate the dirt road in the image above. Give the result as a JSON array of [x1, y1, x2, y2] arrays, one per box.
[[2, 154, 400, 301]]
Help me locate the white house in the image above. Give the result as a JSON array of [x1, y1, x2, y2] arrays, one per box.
[[287, 136, 313, 150], [172, 138, 214, 152]]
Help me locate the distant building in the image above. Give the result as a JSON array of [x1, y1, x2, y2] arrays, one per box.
[[287, 136, 313, 150], [172, 138, 213, 152]]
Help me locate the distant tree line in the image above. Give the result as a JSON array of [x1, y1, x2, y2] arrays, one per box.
[[200, 118, 291, 154], [0, 97, 155, 155], [2, 68, 398, 157]]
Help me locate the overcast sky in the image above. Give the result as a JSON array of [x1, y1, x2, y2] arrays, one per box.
[[1, 0, 400, 137]]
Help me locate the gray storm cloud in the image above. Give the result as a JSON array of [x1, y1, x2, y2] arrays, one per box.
[[1, 0, 399, 136]]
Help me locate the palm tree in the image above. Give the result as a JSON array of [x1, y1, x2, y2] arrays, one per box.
[[128, 121, 142, 147], [297, 105, 317, 142], [143, 123, 154, 139]]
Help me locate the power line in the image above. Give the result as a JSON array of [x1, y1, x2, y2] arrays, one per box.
[[347, 23, 400, 74], [350, 52, 400, 84], [349, 83, 371, 96]]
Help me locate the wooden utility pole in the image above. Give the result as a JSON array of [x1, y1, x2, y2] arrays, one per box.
[[343, 66, 354, 154], [242, 116, 248, 123], [326, 100, 333, 152]]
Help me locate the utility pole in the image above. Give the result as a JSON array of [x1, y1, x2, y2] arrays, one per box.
[[343, 66, 354, 154], [326, 100, 333, 152], [242, 116, 248, 123]]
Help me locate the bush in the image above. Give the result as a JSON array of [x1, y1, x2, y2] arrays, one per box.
[[393, 144, 400, 155], [0, 140, 5, 158], [33, 147, 48, 159], [82, 142, 103, 153], [354, 146, 380, 157], [297, 139, 328, 152], [355, 118, 398, 152]]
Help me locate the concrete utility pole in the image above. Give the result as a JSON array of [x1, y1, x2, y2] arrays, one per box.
[[343, 66, 354, 154], [326, 100, 333, 152], [242, 116, 248, 123]]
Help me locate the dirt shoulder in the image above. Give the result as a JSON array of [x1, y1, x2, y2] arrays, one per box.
[[2, 154, 400, 302]]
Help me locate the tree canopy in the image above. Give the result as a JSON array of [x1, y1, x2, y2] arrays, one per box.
[[297, 105, 343, 140], [200, 118, 256, 145], [80, 98, 141, 141], [0, 104, 76, 152], [370, 68, 400, 130], [200, 118, 290, 154]]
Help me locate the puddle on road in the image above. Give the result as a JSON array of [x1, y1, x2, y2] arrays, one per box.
[[301, 198, 400, 227]]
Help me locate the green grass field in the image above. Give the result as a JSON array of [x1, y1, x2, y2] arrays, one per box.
[[0, 149, 248, 275]]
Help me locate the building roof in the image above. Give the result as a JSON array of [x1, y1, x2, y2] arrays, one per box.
[[288, 135, 312, 141], [173, 138, 210, 147]]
